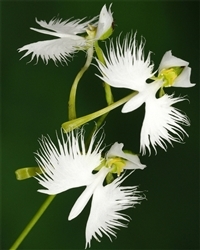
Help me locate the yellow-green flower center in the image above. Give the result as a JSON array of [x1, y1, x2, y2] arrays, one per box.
[[85, 24, 97, 40], [159, 66, 184, 87], [105, 157, 126, 176], [94, 156, 127, 184]]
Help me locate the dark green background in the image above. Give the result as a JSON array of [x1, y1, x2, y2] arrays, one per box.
[[1, 0, 199, 249]]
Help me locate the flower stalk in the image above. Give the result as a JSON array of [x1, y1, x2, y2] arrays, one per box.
[[94, 41, 114, 106], [68, 47, 94, 120], [62, 91, 137, 132], [10, 195, 56, 250]]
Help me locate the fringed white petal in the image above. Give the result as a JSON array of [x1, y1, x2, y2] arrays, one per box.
[[159, 50, 189, 70], [95, 33, 155, 91], [140, 94, 190, 155], [85, 173, 144, 248], [34, 16, 98, 35], [18, 36, 86, 64], [106, 142, 146, 170], [35, 129, 104, 195], [95, 4, 113, 40]]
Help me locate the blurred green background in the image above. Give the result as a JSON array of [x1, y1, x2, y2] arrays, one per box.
[[1, 0, 199, 249]]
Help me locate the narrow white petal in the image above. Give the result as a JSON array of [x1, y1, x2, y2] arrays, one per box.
[[121, 80, 162, 113], [35, 16, 98, 35], [95, 33, 154, 91], [140, 94, 190, 155], [34, 129, 104, 195], [85, 173, 144, 248], [68, 168, 109, 221], [95, 4, 113, 40], [30, 27, 83, 39], [121, 91, 147, 113], [106, 142, 146, 170], [159, 50, 189, 71], [173, 67, 195, 88], [18, 37, 86, 64]]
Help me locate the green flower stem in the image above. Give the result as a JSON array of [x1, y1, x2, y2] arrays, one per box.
[[85, 112, 109, 149], [103, 82, 114, 105], [10, 195, 56, 250], [89, 41, 113, 139], [94, 41, 105, 64], [94, 41, 114, 106], [62, 91, 138, 132], [68, 47, 94, 120]]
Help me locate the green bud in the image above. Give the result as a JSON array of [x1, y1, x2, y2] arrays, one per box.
[[15, 167, 42, 180], [106, 172, 114, 184]]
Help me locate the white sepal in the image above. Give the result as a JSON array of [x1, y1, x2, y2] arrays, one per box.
[[159, 50, 189, 70], [173, 67, 195, 88], [95, 4, 113, 40]]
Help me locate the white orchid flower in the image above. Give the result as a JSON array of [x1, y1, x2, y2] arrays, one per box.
[[95, 33, 195, 155], [18, 4, 113, 65], [68, 140, 146, 219], [35, 129, 145, 247]]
